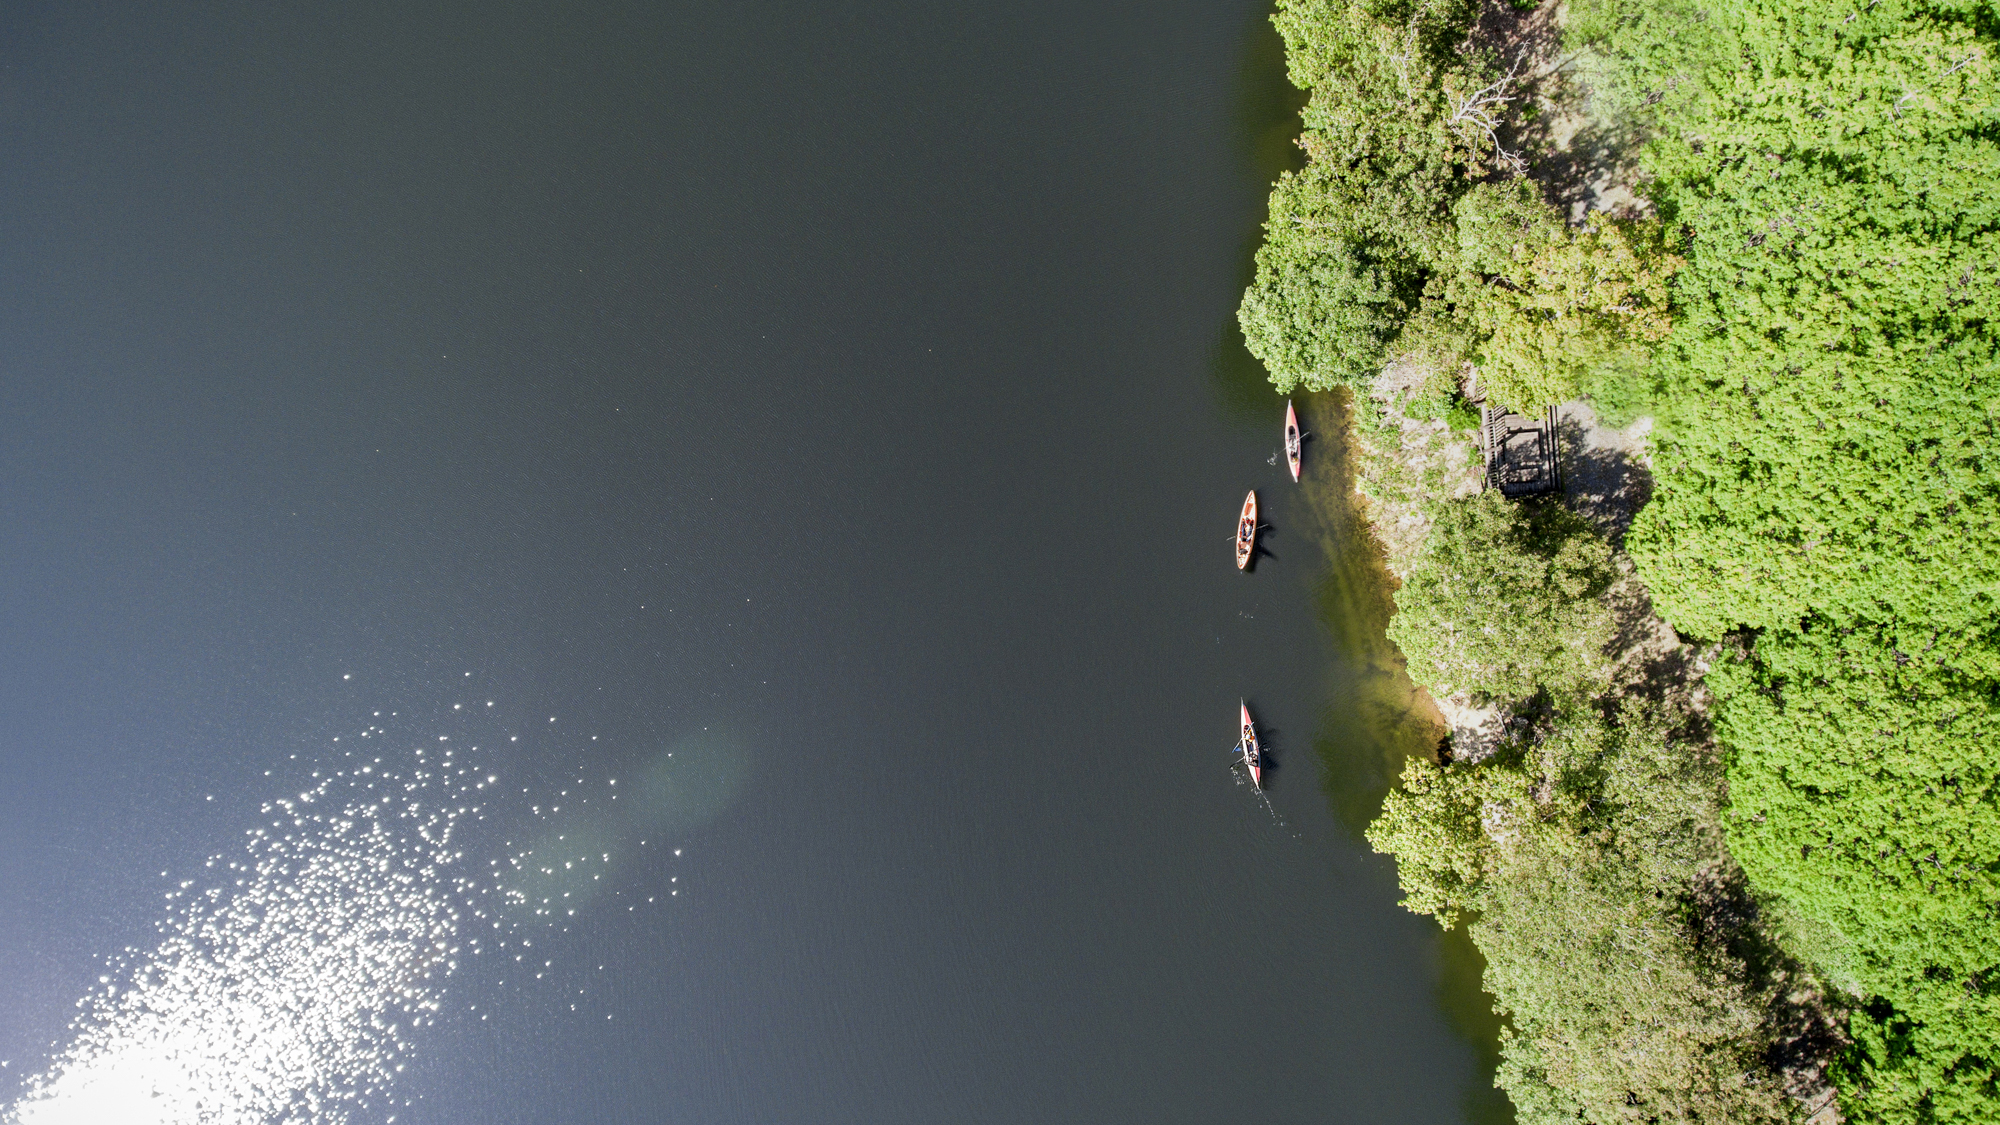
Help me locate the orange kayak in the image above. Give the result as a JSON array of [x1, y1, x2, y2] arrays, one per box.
[[1235, 490, 1257, 570], [1239, 700, 1262, 789], [1284, 400, 1301, 482]]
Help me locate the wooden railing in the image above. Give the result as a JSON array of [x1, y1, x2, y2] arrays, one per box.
[[1479, 403, 1561, 497]]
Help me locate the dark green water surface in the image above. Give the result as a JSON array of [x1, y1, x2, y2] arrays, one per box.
[[0, 2, 1498, 1121]]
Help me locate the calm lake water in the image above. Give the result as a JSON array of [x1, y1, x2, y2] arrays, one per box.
[[0, 2, 1500, 1122]]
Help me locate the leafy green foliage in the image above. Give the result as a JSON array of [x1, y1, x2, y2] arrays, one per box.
[[1239, 7, 1681, 406], [1243, 0, 2000, 1118], [1239, 0, 1483, 390], [1569, 0, 2000, 1117], [1367, 740, 1516, 929], [1403, 393, 1484, 431], [1238, 194, 1415, 389], [1590, 0, 2000, 647], [1370, 488, 1797, 1121], [1246, 1, 1814, 1119], [1370, 696, 1796, 1125], [1390, 490, 1618, 702], [1714, 629, 2000, 1122], [1457, 183, 1680, 412]]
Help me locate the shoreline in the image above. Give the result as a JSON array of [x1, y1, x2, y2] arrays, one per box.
[[1247, 0, 1998, 1116], [1302, 377, 1845, 1121]]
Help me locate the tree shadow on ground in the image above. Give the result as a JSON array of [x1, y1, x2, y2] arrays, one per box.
[[1472, 0, 1654, 220], [1556, 409, 1654, 548]]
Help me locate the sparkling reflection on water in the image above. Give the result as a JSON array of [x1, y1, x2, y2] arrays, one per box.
[[5, 700, 728, 1125]]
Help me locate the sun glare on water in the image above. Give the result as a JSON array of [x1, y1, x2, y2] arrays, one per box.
[[4, 701, 663, 1125]]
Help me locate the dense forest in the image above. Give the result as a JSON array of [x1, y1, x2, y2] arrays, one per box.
[[1242, 0, 2000, 1122]]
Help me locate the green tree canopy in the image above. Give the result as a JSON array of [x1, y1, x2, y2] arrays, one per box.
[[1371, 699, 1796, 1125], [1239, 0, 1489, 391], [1573, 0, 2000, 1116], [1456, 181, 1680, 411], [1389, 490, 1618, 703]]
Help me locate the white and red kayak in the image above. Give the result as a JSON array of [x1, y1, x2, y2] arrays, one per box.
[[1235, 490, 1257, 570], [1239, 700, 1262, 789], [1284, 400, 1302, 482]]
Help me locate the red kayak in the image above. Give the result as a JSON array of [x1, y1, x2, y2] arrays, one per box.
[[1284, 400, 1302, 482], [1239, 700, 1262, 789], [1235, 491, 1257, 570]]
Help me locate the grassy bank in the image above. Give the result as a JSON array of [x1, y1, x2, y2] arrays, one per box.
[[1247, 0, 2000, 1121]]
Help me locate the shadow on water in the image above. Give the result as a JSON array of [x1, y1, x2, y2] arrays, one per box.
[[1291, 394, 1519, 1125], [1287, 392, 1446, 832], [1244, 516, 1278, 572], [1208, 9, 1308, 424], [1236, 9, 1311, 190], [1244, 719, 1283, 789], [1436, 923, 1516, 1125], [1215, 14, 1513, 1123]]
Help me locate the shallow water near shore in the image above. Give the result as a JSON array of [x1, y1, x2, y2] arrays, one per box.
[[0, 1, 1500, 1121]]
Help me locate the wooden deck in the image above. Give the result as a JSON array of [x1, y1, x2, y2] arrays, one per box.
[[1481, 403, 1561, 497]]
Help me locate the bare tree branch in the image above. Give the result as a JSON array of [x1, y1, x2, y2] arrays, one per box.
[[1449, 58, 1530, 174]]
